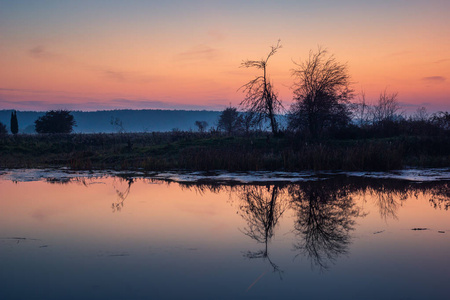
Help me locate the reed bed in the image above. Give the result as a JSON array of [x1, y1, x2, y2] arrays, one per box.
[[0, 132, 449, 171]]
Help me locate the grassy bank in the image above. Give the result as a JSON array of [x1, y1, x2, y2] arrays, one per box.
[[1, 132, 449, 171]]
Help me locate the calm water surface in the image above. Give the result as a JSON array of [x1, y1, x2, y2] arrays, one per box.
[[0, 171, 449, 300]]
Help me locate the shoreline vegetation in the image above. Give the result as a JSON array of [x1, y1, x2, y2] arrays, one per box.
[[1, 131, 449, 172]]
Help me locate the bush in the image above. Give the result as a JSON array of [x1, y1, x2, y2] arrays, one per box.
[[35, 110, 76, 133], [0, 121, 7, 136]]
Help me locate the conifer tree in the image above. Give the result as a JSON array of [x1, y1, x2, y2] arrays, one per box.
[[10, 111, 18, 135]]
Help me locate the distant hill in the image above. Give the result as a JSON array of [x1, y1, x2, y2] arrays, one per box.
[[0, 109, 222, 133]]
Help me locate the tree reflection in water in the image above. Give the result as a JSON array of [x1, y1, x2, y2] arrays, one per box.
[[427, 182, 450, 210], [356, 179, 450, 220], [112, 177, 134, 212], [237, 185, 288, 276], [289, 181, 366, 270], [105, 176, 450, 273], [178, 178, 449, 272], [362, 180, 411, 221]]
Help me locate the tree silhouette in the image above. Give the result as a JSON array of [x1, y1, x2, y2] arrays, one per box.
[[35, 110, 76, 133], [110, 116, 125, 133], [194, 120, 208, 133], [241, 111, 262, 134], [371, 89, 401, 124], [289, 47, 353, 137], [0, 121, 7, 136], [240, 40, 283, 135], [217, 106, 242, 134], [431, 111, 450, 130], [10, 110, 18, 135]]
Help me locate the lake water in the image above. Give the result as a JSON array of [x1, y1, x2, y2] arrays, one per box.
[[1, 170, 449, 300]]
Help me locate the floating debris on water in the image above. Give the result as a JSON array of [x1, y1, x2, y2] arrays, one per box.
[[0, 237, 40, 241], [107, 253, 130, 257], [411, 228, 429, 231]]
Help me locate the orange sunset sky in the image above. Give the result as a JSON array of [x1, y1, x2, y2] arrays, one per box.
[[1, 0, 449, 112]]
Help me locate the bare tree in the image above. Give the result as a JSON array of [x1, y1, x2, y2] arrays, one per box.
[[110, 116, 125, 133], [371, 89, 401, 124], [355, 90, 370, 127], [289, 47, 353, 136], [194, 120, 208, 133], [239, 40, 283, 135], [241, 111, 262, 134], [411, 106, 429, 122], [431, 111, 450, 130]]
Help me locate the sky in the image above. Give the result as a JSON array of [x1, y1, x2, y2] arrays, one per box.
[[1, 0, 449, 112]]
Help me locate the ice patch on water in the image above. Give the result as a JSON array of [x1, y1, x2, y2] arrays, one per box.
[[1, 168, 449, 184], [0, 168, 144, 183], [150, 171, 327, 183], [149, 168, 450, 183], [344, 168, 450, 182]]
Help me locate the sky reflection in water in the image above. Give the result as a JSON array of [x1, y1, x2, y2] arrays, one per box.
[[0, 173, 449, 300]]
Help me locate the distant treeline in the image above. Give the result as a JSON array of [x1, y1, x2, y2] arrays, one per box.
[[1, 103, 449, 172], [0, 109, 223, 133]]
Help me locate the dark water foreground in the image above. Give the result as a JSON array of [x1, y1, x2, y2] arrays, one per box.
[[0, 170, 449, 300]]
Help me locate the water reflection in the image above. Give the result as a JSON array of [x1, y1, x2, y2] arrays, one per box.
[[1, 172, 449, 300], [427, 182, 450, 210], [238, 185, 288, 275], [354, 179, 450, 219], [289, 181, 365, 270], [98, 176, 450, 271], [112, 177, 134, 212], [178, 177, 450, 271]]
